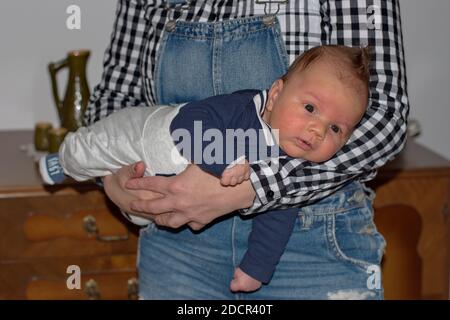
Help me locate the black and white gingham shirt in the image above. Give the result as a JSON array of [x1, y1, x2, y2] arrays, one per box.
[[85, 0, 409, 214]]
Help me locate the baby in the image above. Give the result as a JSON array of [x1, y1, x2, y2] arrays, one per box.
[[40, 45, 370, 293]]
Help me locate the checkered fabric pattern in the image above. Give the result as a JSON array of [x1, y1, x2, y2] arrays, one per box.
[[85, 0, 409, 214]]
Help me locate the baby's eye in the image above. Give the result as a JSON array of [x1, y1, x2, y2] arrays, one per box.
[[330, 124, 341, 134], [304, 104, 315, 113]]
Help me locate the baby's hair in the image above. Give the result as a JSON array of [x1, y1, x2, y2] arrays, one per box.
[[281, 45, 371, 98]]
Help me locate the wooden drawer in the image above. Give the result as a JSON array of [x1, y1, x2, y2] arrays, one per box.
[[0, 190, 139, 260], [0, 254, 138, 299], [0, 187, 139, 299], [26, 272, 139, 300], [370, 175, 450, 299]]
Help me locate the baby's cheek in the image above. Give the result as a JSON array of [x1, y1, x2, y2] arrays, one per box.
[[322, 141, 341, 160]]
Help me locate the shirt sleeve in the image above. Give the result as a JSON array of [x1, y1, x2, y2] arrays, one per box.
[[169, 91, 259, 177], [243, 0, 409, 214], [84, 0, 149, 126]]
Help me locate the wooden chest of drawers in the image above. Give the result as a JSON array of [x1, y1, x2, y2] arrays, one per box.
[[0, 131, 139, 299], [1, 130, 449, 299]]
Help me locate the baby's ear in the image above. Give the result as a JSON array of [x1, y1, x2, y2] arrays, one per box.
[[266, 79, 284, 111]]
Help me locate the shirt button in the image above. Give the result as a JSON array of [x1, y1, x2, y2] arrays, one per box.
[[266, 190, 275, 198]]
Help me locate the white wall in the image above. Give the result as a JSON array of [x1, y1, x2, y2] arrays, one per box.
[[400, 0, 450, 160], [0, 0, 116, 130], [0, 0, 449, 160]]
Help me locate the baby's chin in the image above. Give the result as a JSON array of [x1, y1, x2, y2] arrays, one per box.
[[302, 152, 335, 163], [284, 148, 334, 163]]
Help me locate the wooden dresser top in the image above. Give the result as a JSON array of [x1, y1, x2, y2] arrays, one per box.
[[0, 130, 96, 197]]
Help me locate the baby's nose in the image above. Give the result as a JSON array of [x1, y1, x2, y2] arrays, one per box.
[[309, 122, 327, 140]]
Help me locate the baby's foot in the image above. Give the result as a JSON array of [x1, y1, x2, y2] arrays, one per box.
[[39, 153, 67, 185], [230, 267, 262, 292]]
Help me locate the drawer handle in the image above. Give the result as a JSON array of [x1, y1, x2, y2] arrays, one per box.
[[127, 277, 139, 300], [83, 215, 129, 242], [85, 279, 101, 300]]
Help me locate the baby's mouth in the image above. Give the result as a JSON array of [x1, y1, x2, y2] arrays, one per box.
[[296, 138, 313, 151]]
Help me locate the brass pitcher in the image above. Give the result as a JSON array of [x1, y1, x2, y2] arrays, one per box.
[[48, 50, 91, 132]]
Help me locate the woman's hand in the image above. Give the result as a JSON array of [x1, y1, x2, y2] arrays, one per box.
[[125, 164, 256, 230], [102, 161, 164, 219]]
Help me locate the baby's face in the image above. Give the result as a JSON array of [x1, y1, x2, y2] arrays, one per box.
[[263, 60, 367, 162]]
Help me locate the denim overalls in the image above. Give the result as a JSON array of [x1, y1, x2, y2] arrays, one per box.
[[138, 0, 386, 300]]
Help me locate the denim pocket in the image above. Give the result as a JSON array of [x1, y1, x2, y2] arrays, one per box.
[[327, 200, 386, 271]]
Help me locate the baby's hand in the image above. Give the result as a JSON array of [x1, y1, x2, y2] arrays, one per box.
[[230, 267, 262, 292], [220, 158, 250, 186]]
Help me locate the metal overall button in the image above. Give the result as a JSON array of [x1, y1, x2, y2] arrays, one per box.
[[165, 20, 177, 32], [262, 15, 276, 26], [347, 190, 366, 204], [165, 0, 192, 32]]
